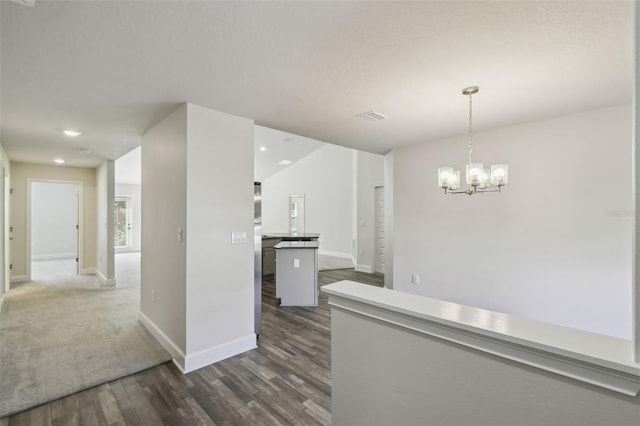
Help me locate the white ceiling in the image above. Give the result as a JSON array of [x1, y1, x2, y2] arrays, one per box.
[[1, 1, 633, 168], [254, 126, 325, 183], [115, 125, 325, 185]]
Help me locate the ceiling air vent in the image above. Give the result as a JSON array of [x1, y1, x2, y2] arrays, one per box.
[[357, 111, 388, 122]]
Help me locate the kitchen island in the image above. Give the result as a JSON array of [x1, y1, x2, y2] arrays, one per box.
[[274, 240, 319, 306]]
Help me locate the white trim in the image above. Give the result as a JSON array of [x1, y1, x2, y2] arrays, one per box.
[[81, 267, 97, 275], [318, 250, 352, 259], [31, 252, 76, 261], [322, 281, 640, 397], [139, 311, 186, 371], [10, 275, 28, 283], [0, 294, 4, 310], [96, 269, 116, 287], [355, 264, 372, 273], [184, 334, 257, 373]]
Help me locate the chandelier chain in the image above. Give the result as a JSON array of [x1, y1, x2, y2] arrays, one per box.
[[468, 92, 473, 164]]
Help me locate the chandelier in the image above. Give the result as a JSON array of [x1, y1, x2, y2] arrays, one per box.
[[437, 86, 508, 195]]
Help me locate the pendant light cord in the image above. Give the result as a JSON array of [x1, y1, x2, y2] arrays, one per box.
[[468, 92, 473, 164]]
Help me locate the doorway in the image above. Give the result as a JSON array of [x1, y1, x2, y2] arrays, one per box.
[[114, 196, 132, 253], [29, 181, 81, 281], [289, 194, 305, 235], [374, 186, 385, 274]]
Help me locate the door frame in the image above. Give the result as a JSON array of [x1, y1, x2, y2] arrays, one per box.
[[26, 179, 83, 281], [3, 168, 9, 293], [114, 195, 133, 253], [373, 185, 385, 275]]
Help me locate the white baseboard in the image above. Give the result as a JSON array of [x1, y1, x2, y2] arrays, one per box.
[[138, 311, 256, 374], [139, 311, 186, 370], [355, 264, 373, 273], [81, 267, 97, 275], [318, 250, 352, 259], [10, 275, 28, 284], [96, 270, 116, 287], [184, 334, 257, 373], [31, 253, 76, 261]]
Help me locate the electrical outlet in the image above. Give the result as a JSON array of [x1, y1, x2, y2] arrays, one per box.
[[231, 231, 247, 244], [293, 258, 300, 268], [411, 274, 420, 285]]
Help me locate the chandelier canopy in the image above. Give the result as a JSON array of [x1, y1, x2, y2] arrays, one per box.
[[438, 86, 508, 195]]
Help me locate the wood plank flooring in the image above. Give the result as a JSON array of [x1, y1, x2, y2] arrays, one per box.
[[2, 269, 383, 426]]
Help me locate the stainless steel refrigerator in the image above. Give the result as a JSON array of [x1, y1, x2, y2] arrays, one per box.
[[254, 182, 262, 336]]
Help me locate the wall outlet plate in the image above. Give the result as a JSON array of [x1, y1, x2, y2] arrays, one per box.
[[231, 231, 247, 244]]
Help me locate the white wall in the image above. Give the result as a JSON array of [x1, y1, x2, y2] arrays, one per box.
[[31, 182, 78, 259], [141, 104, 188, 356], [115, 183, 141, 252], [184, 103, 255, 367], [9, 162, 97, 281], [262, 144, 354, 257], [141, 103, 256, 373], [354, 151, 384, 272], [96, 161, 115, 286], [392, 105, 632, 339]]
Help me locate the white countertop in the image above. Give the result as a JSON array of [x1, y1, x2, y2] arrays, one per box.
[[322, 280, 640, 396]]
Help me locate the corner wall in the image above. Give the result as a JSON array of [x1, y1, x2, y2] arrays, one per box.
[[96, 161, 115, 286], [141, 104, 188, 361], [140, 103, 256, 373], [392, 105, 632, 338]]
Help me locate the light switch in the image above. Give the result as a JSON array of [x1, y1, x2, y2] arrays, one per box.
[[293, 258, 300, 268], [177, 227, 183, 242]]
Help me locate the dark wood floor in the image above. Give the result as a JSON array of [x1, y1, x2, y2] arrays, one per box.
[[1, 269, 383, 426]]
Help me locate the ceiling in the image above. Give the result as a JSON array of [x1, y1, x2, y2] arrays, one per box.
[[114, 125, 326, 185], [1, 1, 633, 168]]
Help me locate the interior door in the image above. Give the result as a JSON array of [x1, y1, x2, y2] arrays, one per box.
[[374, 186, 385, 274]]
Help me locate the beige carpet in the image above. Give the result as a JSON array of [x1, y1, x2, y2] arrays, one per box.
[[0, 253, 171, 418]]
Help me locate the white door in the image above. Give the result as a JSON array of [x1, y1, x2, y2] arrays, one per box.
[[114, 197, 132, 253], [30, 181, 80, 280], [374, 186, 385, 274]]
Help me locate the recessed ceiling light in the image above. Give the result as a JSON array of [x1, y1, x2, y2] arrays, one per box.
[[279, 160, 293, 166], [356, 111, 388, 121], [77, 148, 92, 154], [259, 146, 267, 152], [63, 129, 82, 137], [54, 158, 65, 164]]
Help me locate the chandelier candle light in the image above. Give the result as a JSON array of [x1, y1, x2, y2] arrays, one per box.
[[438, 86, 508, 195]]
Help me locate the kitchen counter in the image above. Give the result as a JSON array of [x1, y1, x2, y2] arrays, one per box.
[[274, 241, 319, 249], [263, 233, 320, 241]]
